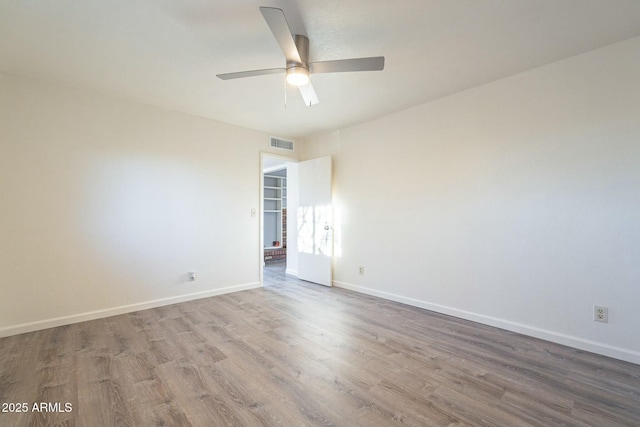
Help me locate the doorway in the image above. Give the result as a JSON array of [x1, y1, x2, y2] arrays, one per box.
[[261, 154, 298, 286], [260, 153, 334, 288]]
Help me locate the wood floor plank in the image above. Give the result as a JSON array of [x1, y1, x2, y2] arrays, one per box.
[[1, 260, 639, 426]]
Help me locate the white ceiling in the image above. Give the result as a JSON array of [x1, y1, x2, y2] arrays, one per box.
[[2, 0, 640, 139]]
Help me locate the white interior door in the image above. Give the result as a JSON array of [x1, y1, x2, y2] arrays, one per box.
[[297, 156, 333, 286]]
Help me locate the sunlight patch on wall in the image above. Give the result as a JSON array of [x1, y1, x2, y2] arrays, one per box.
[[333, 205, 342, 258]]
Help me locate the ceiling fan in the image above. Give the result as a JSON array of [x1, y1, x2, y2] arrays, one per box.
[[216, 7, 385, 106]]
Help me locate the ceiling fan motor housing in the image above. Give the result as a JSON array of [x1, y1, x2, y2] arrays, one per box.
[[292, 35, 309, 66]]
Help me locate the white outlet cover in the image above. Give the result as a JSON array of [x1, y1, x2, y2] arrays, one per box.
[[594, 306, 608, 323]]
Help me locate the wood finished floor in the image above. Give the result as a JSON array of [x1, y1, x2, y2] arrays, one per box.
[[1, 262, 640, 427]]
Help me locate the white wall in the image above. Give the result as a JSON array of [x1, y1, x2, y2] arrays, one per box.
[[0, 73, 294, 336], [300, 36, 640, 364]]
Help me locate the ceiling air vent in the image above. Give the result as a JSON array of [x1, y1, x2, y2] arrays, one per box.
[[269, 136, 295, 151]]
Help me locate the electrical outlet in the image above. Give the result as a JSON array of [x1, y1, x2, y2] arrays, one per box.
[[594, 306, 608, 323], [359, 266, 365, 275], [188, 272, 196, 281]]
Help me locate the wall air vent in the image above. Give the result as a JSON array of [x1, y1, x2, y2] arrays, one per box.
[[269, 136, 295, 151]]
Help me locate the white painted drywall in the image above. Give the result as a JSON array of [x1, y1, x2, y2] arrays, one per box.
[[300, 36, 640, 363], [0, 73, 296, 335]]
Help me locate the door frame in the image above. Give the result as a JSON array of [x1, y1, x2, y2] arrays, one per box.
[[259, 152, 298, 287]]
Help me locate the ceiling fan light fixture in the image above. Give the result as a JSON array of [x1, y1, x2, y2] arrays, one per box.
[[286, 66, 310, 86]]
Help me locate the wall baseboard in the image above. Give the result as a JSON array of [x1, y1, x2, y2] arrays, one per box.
[[333, 280, 640, 365], [285, 269, 298, 277], [0, 282, 261, 338]]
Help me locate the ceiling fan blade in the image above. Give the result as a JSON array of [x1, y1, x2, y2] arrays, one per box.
[[310, 56, 385, 74], [298, 82, 319, 106], [259, 7, 302, 63], [216, 68, 285, 80]]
